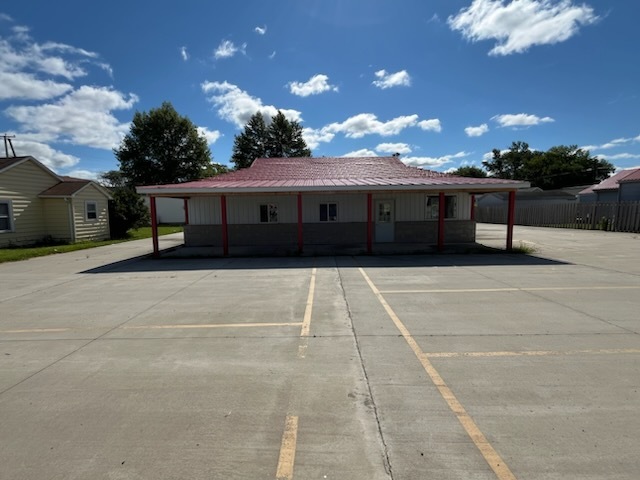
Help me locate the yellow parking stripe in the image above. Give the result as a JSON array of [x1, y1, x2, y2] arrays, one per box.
[[360, 268, 518, 480], [381, 285, 640, 294], [426, 348, 640, 359], [298, 268, 317, 358], [276, 415, 299, 480]]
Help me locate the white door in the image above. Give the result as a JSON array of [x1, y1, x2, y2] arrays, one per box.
[[375, 200, 394, 242]]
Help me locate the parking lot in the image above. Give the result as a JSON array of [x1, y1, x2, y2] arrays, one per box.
[[1, 225, 639, 479]]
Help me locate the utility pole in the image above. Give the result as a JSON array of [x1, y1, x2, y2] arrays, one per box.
[[2, 134, 16, 158]]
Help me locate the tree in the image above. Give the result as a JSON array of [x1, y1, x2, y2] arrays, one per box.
[[115, 102, 213, 185], [99, 170, 149, 238], [450, 166, 487, 178], [231, 111, 312, 169], [483, 141, 614, 189]]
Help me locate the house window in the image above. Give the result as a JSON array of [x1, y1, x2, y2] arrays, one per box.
[[426, 195, 457, 220], [0, 200, 13, 232], [319, 203, 338, 222], [86, 201, 98, 221], [259, 204, 278, 223]]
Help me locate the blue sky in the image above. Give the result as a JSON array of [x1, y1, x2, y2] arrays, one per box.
[[1, 0, 639, 181]]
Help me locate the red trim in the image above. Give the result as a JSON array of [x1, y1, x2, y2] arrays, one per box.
[[470, 194, 476, 221], [150, 196, 159, 257], [507, 190, 516, 251], [183, 198, 189, 225], [221, 195, 228, 256], [437, 192, 445, 251], [297, 193, 303, 254], [367, 193, 373, 254]]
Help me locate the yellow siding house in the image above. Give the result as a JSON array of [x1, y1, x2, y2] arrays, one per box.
[[0, 156, 112, 247]]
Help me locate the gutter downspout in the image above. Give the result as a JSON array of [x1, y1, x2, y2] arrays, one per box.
[[67, 198, 76, 243]]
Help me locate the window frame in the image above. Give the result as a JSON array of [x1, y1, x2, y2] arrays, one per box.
[[319, 202, 338, 222], [0, 199, 14, 233], [85, 201, 98, 221], [425, 195, 458, 220], [259, 203, 279, 223]]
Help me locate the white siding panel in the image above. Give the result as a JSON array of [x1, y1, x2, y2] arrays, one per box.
[[227, 195, 297, 224], [72, 185, 110, 241], [393, 193, 425, 221], [43, 199, 72, 241], [302, 193, 367, 223], [189, 197, 221, 225], [0, 161, 59, 246]]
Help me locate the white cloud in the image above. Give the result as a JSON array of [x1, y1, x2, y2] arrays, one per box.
[[448, 0, 598, 56], [418, 119, 442, 133], [402, 151, 470, 168], [493, 113, 554, 127], [288, 74, 338, 97], [583, 135, 640, 151], [326, 113, 419, 138], [64, 169, 100, 180], [11, 137, 80, 170], [598, 153, 640, 161], [269, 51, 276, 60], [180, 46, 189, 61], [302, 127, 335, 150], [197, 126, 221, 145], [201, 81, 302, 128], [372, 69, 411, 89], [214, 40, 246, 59], [342, 149, 378, 158], [0, 71, 72, 100], [6, 86, 139, 149], [0, 13, 14, 22], [255, 25, 267, 35], [376, 142, 412, 154], [465, 123, 489, 137]]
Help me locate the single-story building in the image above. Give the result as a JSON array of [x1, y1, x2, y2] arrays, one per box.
[[0, 156, 112, 247], [477, 186, 586, 208], [138, 156, 529, 256], [578, 167, 640, 203]]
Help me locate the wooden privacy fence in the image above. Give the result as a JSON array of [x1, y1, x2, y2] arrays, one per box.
[[476, 201, 640, 233]]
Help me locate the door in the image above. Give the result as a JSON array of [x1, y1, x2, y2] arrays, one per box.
[[375, 200, 394, 242]]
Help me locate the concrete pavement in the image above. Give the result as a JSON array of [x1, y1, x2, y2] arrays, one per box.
[[0, 226, 639, 479]]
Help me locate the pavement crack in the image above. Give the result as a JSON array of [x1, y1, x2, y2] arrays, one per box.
[[336, 260, 394, 480]]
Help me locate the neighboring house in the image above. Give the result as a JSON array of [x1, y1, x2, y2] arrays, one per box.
[[138, 156, 528, 255], [578, 167, 640, 203], [477, 186, 583, 208], [0, 156, 112, 247]]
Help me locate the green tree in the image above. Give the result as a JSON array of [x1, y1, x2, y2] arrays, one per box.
[[231, 111, 312, 169], [483, 141, 614, 189], [450, 165, 487, 178], [99, 170, 149, 238], [115, 102, 213, 185]]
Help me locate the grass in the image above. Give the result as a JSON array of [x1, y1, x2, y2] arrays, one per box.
[[510, 241, 538, 254], [0, 225, 183, 264]]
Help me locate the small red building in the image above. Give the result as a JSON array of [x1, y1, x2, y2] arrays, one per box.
[[138, 156, 528, 256]]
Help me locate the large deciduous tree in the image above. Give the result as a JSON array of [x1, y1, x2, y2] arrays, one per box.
[[115, 102, 213, 185], [483, 141, 614, 189], [450, 166, 487, 178], [99, 170, 149, 239], [231, 111, 312, 169]]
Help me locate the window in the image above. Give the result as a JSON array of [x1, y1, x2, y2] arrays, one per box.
[[0, 200, 13, 232], [259, 204, 278, 223], [319, 203, 337, 222], [86, 201, 98, 221], [426, 195, 457, 220]]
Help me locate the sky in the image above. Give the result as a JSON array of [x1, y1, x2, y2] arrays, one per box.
[[1, 0, 639, 181]]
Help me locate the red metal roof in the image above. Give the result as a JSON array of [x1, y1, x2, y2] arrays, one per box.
[[139, 157, 527, 194], [592, 168, 640, 191], [618, 168, 640, 183]]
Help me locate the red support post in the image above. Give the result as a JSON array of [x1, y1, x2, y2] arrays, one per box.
[[437, 192, 445, 252], [221, 195, 229, 256], [297, 193, 303, 254], [183, 198, 189, 225], [150, 196, 159, 257], [470, 194, 476, 221], [506, 190, 516, 251], [367, 193, 373, 254]]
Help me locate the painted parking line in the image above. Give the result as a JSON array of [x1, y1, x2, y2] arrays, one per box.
[[426, 348, 640, 359], [360, 268, 518, 480], [380, 285, 640, 294], [0, 323, 303, 334], [298, 267, 317, 359], [276, 415, 299, 480], [0, 328, 72, 334]]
